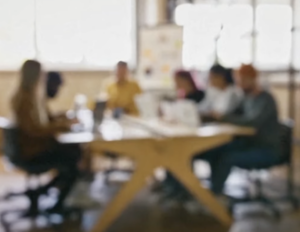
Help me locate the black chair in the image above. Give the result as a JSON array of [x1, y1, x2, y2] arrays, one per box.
[[0, 118, 81, 230], [229, 120, 299, 217], [0, 120, 55, 224]]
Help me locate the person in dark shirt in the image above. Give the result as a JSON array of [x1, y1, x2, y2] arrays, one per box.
[[197, 64, 281, 196], [46, 71, 63, 99], [45, 71, 68, 121], [174, 70, 205, 103]]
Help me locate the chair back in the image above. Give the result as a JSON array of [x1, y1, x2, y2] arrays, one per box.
[[279, 119, 293, 164], [0, 117, 21, 164]]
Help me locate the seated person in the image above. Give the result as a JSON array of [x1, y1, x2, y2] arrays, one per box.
[[45, 71, 66, 120], [174, 70, 205, 103], [11, 60, 83, 213], [46, 71, 92, 177], [195, 64, 280, 197], [106, 61, 142, 116], [46, 71, 63, 100], [161, 64, 280, 203], [199, 64, 243, 121]]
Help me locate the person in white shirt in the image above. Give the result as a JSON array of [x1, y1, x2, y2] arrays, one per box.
[[199, 64, 243, 119]]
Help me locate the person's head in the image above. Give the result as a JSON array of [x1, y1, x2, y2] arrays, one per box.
[[19, 60, 43, 93], [235, 64, 258, 93], [46, 72, 64, 99], [174, 70, 198, 94], [116, 61, 128, 82], [209, 64, 234, 90]]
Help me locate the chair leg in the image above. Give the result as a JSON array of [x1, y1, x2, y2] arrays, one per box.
[[256, 178, 281, 218], [3, 175, 39, 200], [255, 178, 263, 198], [287, 164, 299, 210], [229, 177, 281, 219]]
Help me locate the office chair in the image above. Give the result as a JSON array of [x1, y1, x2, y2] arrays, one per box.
[[229, 120, 299, 218], [0, 118, 81, 230], [0, 121, 55, 224]]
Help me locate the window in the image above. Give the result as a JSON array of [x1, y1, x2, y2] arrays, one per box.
[[177, 4, 221, 70], [176, 1, 293, 70], [217, 4, 253, 67], [0, 0, 136, 70], [255, 4, 292, 69], [0, 0, 35, 69]]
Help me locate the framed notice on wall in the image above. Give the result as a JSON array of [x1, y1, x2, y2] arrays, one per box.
[[138, 25, 183, 90]]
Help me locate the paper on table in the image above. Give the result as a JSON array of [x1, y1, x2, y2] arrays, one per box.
[[135, 93, 160, 119], [160, 100, 201, 127], [132, 118, 198, 137], [173, 100, 201, 127]]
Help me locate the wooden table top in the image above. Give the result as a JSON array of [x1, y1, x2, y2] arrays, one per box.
[[56, 118, 156, 144], [123, 116, 255, 138], [56, 115, 256, 231], [56, 116, 255, 144]]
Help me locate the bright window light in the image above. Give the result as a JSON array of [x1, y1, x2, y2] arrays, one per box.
[[255, 4, 292, 69], [179, 2, 292, 70], [174, 3, 193, 26], [0, 0, 136, 70], [179, 3, 253, 69]]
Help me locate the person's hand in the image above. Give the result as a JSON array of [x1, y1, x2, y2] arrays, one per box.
[[54, 119, 78, 132], [210, 111, 223, 121], [69, 118, 79, 124]]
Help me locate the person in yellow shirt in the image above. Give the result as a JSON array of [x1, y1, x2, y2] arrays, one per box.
[[106, 61, 142, 116]]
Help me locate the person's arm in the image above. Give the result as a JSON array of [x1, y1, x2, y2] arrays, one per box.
[[105, 84, 115, 110], [215, 87, 243, 115], [46, 103, 55, 121], [133, 81, 142, 94], [46, 100, 68, 122], [221, 95, 274, 128], [198, 89, 213, 114], [16, 99, 70, 138], [128, 81, 142, 116]]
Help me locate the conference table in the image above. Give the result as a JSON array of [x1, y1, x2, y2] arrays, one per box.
[[56, 116, 255, 232]]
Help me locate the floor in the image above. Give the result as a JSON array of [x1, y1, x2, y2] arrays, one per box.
[[0, 150, 300, 232]]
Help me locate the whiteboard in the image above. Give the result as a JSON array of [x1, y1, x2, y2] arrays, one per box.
[[138, 25, 183, 90]]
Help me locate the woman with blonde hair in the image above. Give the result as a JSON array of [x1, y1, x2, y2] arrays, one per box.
[[11, 60, 82, 214]]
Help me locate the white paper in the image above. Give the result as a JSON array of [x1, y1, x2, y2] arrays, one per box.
[[135, 94, 160, 119], [173, 100, 200, 127]]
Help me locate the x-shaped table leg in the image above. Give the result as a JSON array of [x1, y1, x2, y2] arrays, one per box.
[[90, 135, 233, 232]]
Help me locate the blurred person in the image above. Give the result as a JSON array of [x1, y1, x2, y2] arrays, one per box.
[[45, 71, 67, 120], [46, 72, 93, 179], [174, 70, 205, 103], [160, 64, 281, 206], [194, 64, 281, 198], [199, 64, 242, 119], [106, 61, 142, 116], [11, 60, 82, 213], [46, 71, 63, 99]]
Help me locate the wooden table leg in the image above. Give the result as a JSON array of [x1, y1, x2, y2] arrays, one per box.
[[169, 162, 232, 226], [163, 136, 234, 227], [89, 136, 233, 231], [90, 161, 155, 232]]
